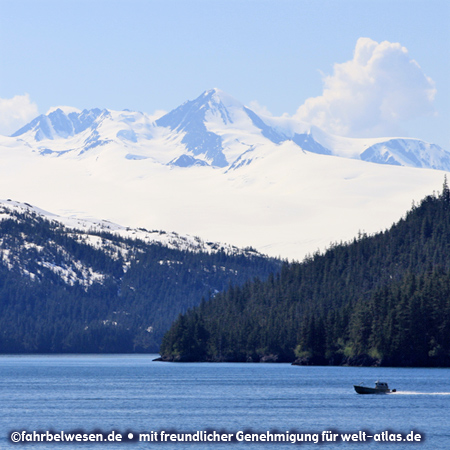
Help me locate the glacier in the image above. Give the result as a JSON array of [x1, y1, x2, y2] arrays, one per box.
[[1, 88, 449, 260]]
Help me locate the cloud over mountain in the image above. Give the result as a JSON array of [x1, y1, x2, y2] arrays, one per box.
[[295, 38, 436, 138], [0, 93, 39, 136]]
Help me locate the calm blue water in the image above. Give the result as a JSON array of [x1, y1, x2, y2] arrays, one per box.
[[0, 355, 449, 449]]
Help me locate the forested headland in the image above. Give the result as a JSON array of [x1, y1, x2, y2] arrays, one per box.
[[0, 207, 281, 353], [160, 181, 450, 367]]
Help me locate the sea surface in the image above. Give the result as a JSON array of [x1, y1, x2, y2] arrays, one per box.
[[0, 355, 449, 449]]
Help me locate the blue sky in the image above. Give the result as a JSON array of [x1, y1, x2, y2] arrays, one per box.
[[1, 0, 449, 147]]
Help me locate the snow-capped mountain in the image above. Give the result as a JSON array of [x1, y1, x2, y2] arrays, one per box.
[[11, 88, 450, 170], [12, 107, 104, 141], [1, 88, 449, 260], [0, 198, 279, 353], [359, 139, 450, 169], [0, 199, 261, 275]]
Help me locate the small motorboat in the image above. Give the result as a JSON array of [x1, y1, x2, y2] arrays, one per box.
[[354, 380, 396, 394]]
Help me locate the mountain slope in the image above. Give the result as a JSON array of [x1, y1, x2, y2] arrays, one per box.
[[2, 88, 450, 260], [360, 138, 450, 169], [11, 108, 104, 141], [10, 89, 450, 171], [0, 200, 280, 353], [156, 89, 230, 167], [160, 183, 450, 366], [0, 136, 445, 260]]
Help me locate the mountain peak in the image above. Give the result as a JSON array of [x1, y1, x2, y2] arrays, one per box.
[[7, 89, 450, 172], [202, 87, 220, 97], [11, 108, 105, 141], [155, 89, 244, 167], [46, 106, 82, 115], [201, 87, 228, 98], [200, 88, 244, 112]]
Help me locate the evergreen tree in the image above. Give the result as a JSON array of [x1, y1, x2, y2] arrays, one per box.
[[160, 183, 450, 367]]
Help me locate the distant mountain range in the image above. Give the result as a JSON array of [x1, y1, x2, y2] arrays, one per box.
[[2, 89, 448, 356], [11, 89, 450, 171], [1, 88, 448, 259]]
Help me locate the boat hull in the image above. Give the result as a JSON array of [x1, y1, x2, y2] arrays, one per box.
[[354, 385, 391, 394]]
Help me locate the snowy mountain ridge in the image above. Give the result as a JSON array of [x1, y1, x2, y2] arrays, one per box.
[[0, 199, 258, 257], [0, 199, 264, 287], [0, 197, 281, 353], [9, 88, 450, 171], [0, 88, 448, 260]]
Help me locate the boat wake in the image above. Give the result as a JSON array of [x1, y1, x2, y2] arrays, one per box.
[[391, 391, 450, 395]]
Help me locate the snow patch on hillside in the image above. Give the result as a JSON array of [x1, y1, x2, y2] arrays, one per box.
[[2, 89, 449, 260]]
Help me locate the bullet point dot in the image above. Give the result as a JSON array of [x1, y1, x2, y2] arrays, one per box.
[[128, 433, 134, 440]]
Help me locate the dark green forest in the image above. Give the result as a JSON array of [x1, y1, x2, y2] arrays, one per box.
[[160, 182, 450, 367], [0, 208, 280, 353]]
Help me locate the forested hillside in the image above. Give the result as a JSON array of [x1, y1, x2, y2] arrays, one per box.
[[161, 181, 450, 367], [0, 206, 280, 353]]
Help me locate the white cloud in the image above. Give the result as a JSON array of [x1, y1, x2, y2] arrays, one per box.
[[0, 94, 39, 136], [295, 38, 437, 138], [248, 100, 273, 117]]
